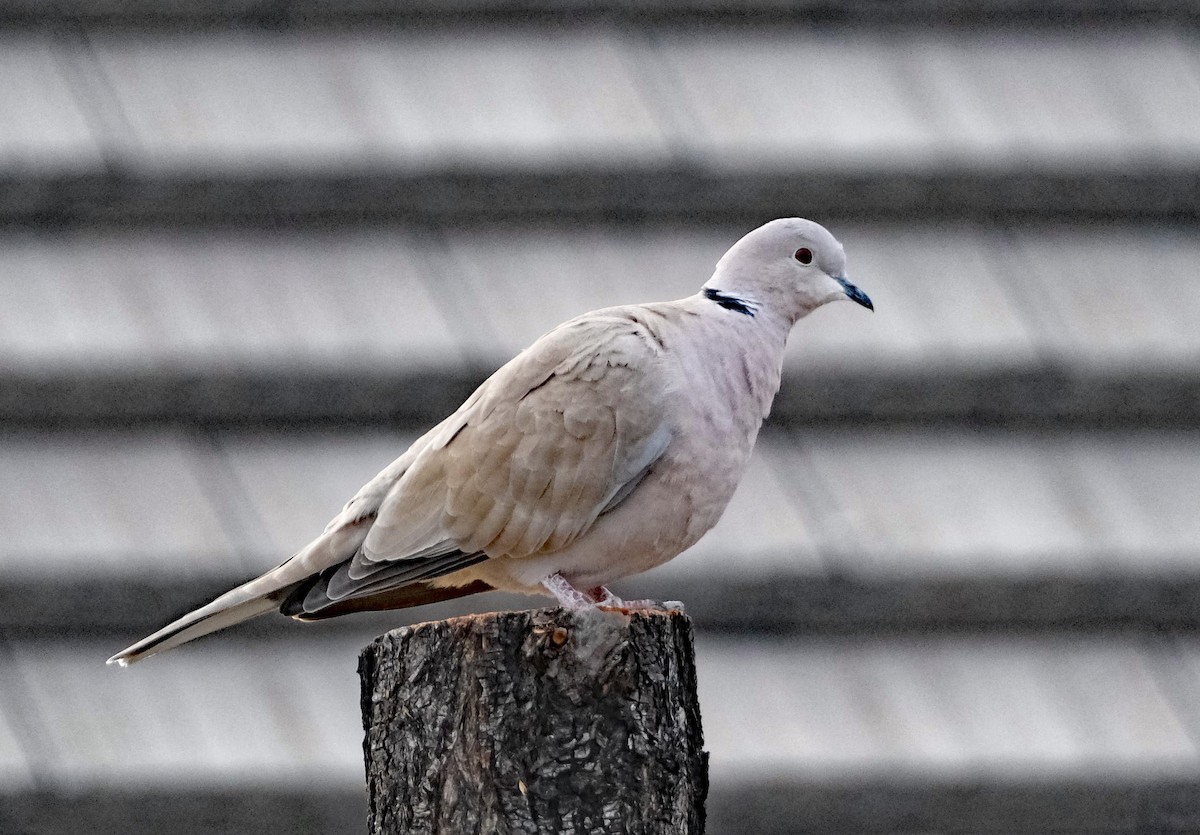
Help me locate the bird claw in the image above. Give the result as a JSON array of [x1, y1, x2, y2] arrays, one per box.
[[602, 598, 686, 614], [542, 574, 684, 615], [541, 573, 598, 611], [596, 589, 685, 615]]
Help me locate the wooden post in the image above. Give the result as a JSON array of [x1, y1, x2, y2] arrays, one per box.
[[359, 608, 708, 834]]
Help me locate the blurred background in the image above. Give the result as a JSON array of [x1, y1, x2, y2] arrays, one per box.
[[2, 1, 1200, 832]]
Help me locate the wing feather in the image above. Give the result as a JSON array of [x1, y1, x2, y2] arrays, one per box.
[[322, 311, 672, 603]]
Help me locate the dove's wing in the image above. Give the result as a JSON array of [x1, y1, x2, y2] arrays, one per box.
[[287, 309, 674, 616]]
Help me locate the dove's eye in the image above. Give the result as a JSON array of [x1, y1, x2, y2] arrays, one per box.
[[794, 248, 813, 265]]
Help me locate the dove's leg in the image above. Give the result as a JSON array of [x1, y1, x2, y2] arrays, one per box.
[[541, 573, 685, 613], [594, 587, 685, 613], [541, 573, 601, 611]]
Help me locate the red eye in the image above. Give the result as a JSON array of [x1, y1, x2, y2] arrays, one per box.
[[794, 247, 813, 265]]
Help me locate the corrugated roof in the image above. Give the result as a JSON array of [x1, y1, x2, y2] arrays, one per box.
[[774, 429, 1200, 575], [698, 635, 1200, 781], [4, 634, 1197, 792], [0, 691, 33, 790], [5, 224, 1196, 376], [88, 32, 671, 169], [654, 33, 943, 168], [4, 31, 1196, 174], [1017, 226, 1200, 369], [906, 32, 1200, 165], [217, 431, 418, 556], [0, 230, 466, 372], [0, 433, 246, 579], [442, 225, 719, 358], [0, 37, 101, 170], [5, 637, 364, 788], [2, 430, 1197, 583], [658, 31, 1200, 168]]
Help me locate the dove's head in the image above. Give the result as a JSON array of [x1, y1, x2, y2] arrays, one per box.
[[705, 218, 872, 324]]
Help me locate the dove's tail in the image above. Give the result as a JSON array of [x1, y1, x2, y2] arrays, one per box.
[[107, 510, 376, 666], [106, 564, 307, 667]]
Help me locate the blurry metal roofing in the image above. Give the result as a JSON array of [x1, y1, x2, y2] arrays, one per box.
[[784, 224, 1043, 372], [4, 634, 1197, 792], [656, 31, 1200, 169], [1017, 226, 1200, 369], [0, 699, 33, 791], [0, 432, 247, 579], [654, 33, 942, 168], [216, 431, 417, 556], [699, 634, 1200, 781], [0, 0, 1196, 28], [774, 428, 1200, 575], [1067, 432, 1200, 562], [6, 30, 1197, 177], [0, 37, 101, 171], [3, 429, 1197, 583], [0, 230, 466, 372], [905, 32, 1200, 165], [4, 636, 364, 788], [88, 32, 671, 170], [445, 221, 1200, 373], [0, 222, 1048, 376], [0, 31, 1195, 225]]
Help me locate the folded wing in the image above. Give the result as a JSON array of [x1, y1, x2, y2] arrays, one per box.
[[286, 311, 674, 617]]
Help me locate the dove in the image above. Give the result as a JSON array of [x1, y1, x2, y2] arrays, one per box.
[[108, 217, 872, 666]]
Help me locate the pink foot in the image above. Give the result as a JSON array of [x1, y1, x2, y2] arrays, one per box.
[[541, 573, 600, 611], [601, 598, 685, 613], [541, 574, 684, 614]]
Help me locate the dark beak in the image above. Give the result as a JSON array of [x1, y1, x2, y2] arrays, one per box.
[[836, 275, 873, 311]]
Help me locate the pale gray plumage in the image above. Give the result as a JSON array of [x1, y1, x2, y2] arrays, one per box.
[[108, 217, 872, 666]]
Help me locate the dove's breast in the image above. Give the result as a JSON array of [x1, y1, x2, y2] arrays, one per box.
[[472, 301, 788, 592]]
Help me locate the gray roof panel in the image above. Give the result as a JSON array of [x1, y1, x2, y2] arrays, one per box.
[[55, 31, 1200, 173], [906, 35, 1137, 163], [656, 32, 1200, 168], [216, 431, 416, 557], [771, 429, 1200, 576], [0, 231, 467, 372], [90, 33, 670, 170], [91, 36, 378, 171], [0, 687, 33, 790], [3, 429, 1198, 581], [698, 635, 1199, 781], [654, 33, 942, 168], [0, 433, 244, 578], [2, 224, 1196, 375], [6, 635, 1197, 791], [0, 37, 101, 171], [1014, 226, 1200, 369], [1067, 432, 1200, 563], [6, 637, 364, 788]]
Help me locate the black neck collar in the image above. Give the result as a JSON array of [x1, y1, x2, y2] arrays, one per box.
[[703, 288, 756, 317]]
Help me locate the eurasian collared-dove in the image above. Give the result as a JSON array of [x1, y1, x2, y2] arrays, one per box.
[[108, 218, 871, 666]]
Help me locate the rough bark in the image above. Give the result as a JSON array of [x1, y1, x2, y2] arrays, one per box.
[[359, 608, 708, 835]]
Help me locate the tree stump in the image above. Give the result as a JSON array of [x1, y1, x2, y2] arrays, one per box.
[[358, 608, 708, 835]]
